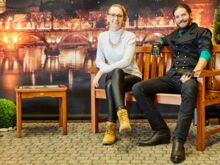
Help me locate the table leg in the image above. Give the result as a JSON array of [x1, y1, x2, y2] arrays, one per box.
[[16, 93, 22, 138], [62, 94, 67, 135], [59, 98, 63, 127]]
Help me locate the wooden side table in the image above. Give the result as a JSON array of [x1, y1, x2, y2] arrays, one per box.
[[15, 84, 67, 138]]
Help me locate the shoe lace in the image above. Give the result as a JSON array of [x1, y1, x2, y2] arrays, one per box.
[[106, 125, 115, 135], [120, 110, 129, 123]]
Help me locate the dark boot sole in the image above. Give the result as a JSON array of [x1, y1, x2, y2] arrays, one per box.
[[138, 139, 170, 146], [170, 156, 185, 164], [102, 141, 116, 145]]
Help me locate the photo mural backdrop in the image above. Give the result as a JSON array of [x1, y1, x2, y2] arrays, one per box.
[[0, 0, 218, 119]]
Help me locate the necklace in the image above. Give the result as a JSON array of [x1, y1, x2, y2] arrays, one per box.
[[108, 30, 124, 48]]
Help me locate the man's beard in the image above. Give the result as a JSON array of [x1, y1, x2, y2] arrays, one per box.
[[177, 19, 192, 28]]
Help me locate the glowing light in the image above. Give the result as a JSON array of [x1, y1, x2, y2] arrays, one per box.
[[0, 0, 6, 14], [3, 36, 8, 43], [1, 33, 20, 50], [12, 35, 18, 43], [88, 35, 93, 42]]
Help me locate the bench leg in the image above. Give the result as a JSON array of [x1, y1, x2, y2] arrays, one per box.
[[91, 99, 99, 133], [91, 74, 99, 133], [91, 89, 99, 133], [196, 105, 206, 151]]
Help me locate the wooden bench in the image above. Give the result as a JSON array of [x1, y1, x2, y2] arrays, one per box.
[[90, 45, 220, 151]]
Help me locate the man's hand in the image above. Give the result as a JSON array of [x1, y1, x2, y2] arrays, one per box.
[[151, 42, 162, 56], [193, 70, 202, 77], [183, 71, 194, 78], [180, 71, 194, 83]]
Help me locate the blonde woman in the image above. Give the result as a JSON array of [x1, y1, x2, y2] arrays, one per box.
[[93, 4, 141, 145]]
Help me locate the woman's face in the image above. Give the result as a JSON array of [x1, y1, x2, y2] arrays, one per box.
[[107, 6, 125, 31], [174, 7, 192, 29]]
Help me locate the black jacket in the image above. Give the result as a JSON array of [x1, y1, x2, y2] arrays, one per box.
[[162, 23, 212, 77]]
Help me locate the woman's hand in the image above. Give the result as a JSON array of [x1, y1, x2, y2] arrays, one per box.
[[92, 71, 103, 88]]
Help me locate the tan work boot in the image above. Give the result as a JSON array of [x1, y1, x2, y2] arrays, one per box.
[[117, 109, 131, 133], [102, 121, 116, 145]]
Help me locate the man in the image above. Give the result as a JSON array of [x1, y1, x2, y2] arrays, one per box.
[[132, 3, 212, 164]]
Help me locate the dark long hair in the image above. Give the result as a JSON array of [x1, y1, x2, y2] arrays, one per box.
[[172, 3, 192, 16]]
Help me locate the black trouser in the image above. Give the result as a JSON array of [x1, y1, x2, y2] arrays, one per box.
[[132, 75, 197, 142], [105, 68, 141, 122]]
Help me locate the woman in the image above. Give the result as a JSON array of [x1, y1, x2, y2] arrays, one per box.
[[93, 4, 142, 145]]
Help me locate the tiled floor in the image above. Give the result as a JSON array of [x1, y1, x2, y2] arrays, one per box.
[[1, 120, 220, 164]]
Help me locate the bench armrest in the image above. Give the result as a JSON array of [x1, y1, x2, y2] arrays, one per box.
[[88, 66, 99, 75], [195, 69, 220, 78]]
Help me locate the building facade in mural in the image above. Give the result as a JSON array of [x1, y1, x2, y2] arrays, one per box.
[[0, 0, 218, 118]]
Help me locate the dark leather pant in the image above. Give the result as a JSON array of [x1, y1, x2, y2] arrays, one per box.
[[105, 68, 141, 122], [132, 75, 197, 142]]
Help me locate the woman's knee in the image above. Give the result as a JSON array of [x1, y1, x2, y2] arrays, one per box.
[[105, 80, 112, 91], [112, 68, 123, 77]]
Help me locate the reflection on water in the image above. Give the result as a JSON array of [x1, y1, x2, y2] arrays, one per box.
[[0, 46, 96, 101], [23, 47, 43, 72], [60, 48, 87, 69]]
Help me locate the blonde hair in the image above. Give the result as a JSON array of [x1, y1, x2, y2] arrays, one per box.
[[108, 4, 127, 22]]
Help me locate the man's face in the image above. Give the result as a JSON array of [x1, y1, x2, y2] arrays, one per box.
[[174, 7, 192, 29], [107, 6, 124, 31]]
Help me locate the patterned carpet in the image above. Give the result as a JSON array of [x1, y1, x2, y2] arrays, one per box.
[[1, 120, 220, 165]]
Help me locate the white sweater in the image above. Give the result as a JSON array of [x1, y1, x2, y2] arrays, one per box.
[[96, 29, 142, 78]]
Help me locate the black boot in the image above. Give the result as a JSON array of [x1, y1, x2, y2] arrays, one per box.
[[138, 130, 170, 146], [170, 139, 185, 164]]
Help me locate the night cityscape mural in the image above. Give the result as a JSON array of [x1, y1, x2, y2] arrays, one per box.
[[0, 0, 218, 119]]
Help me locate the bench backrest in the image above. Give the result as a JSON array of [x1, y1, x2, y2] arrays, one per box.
[[135, 46, 150, 79], [142, 45, 220, 90], [143, 46, 171, 80], [206, 45, 220, 90]]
